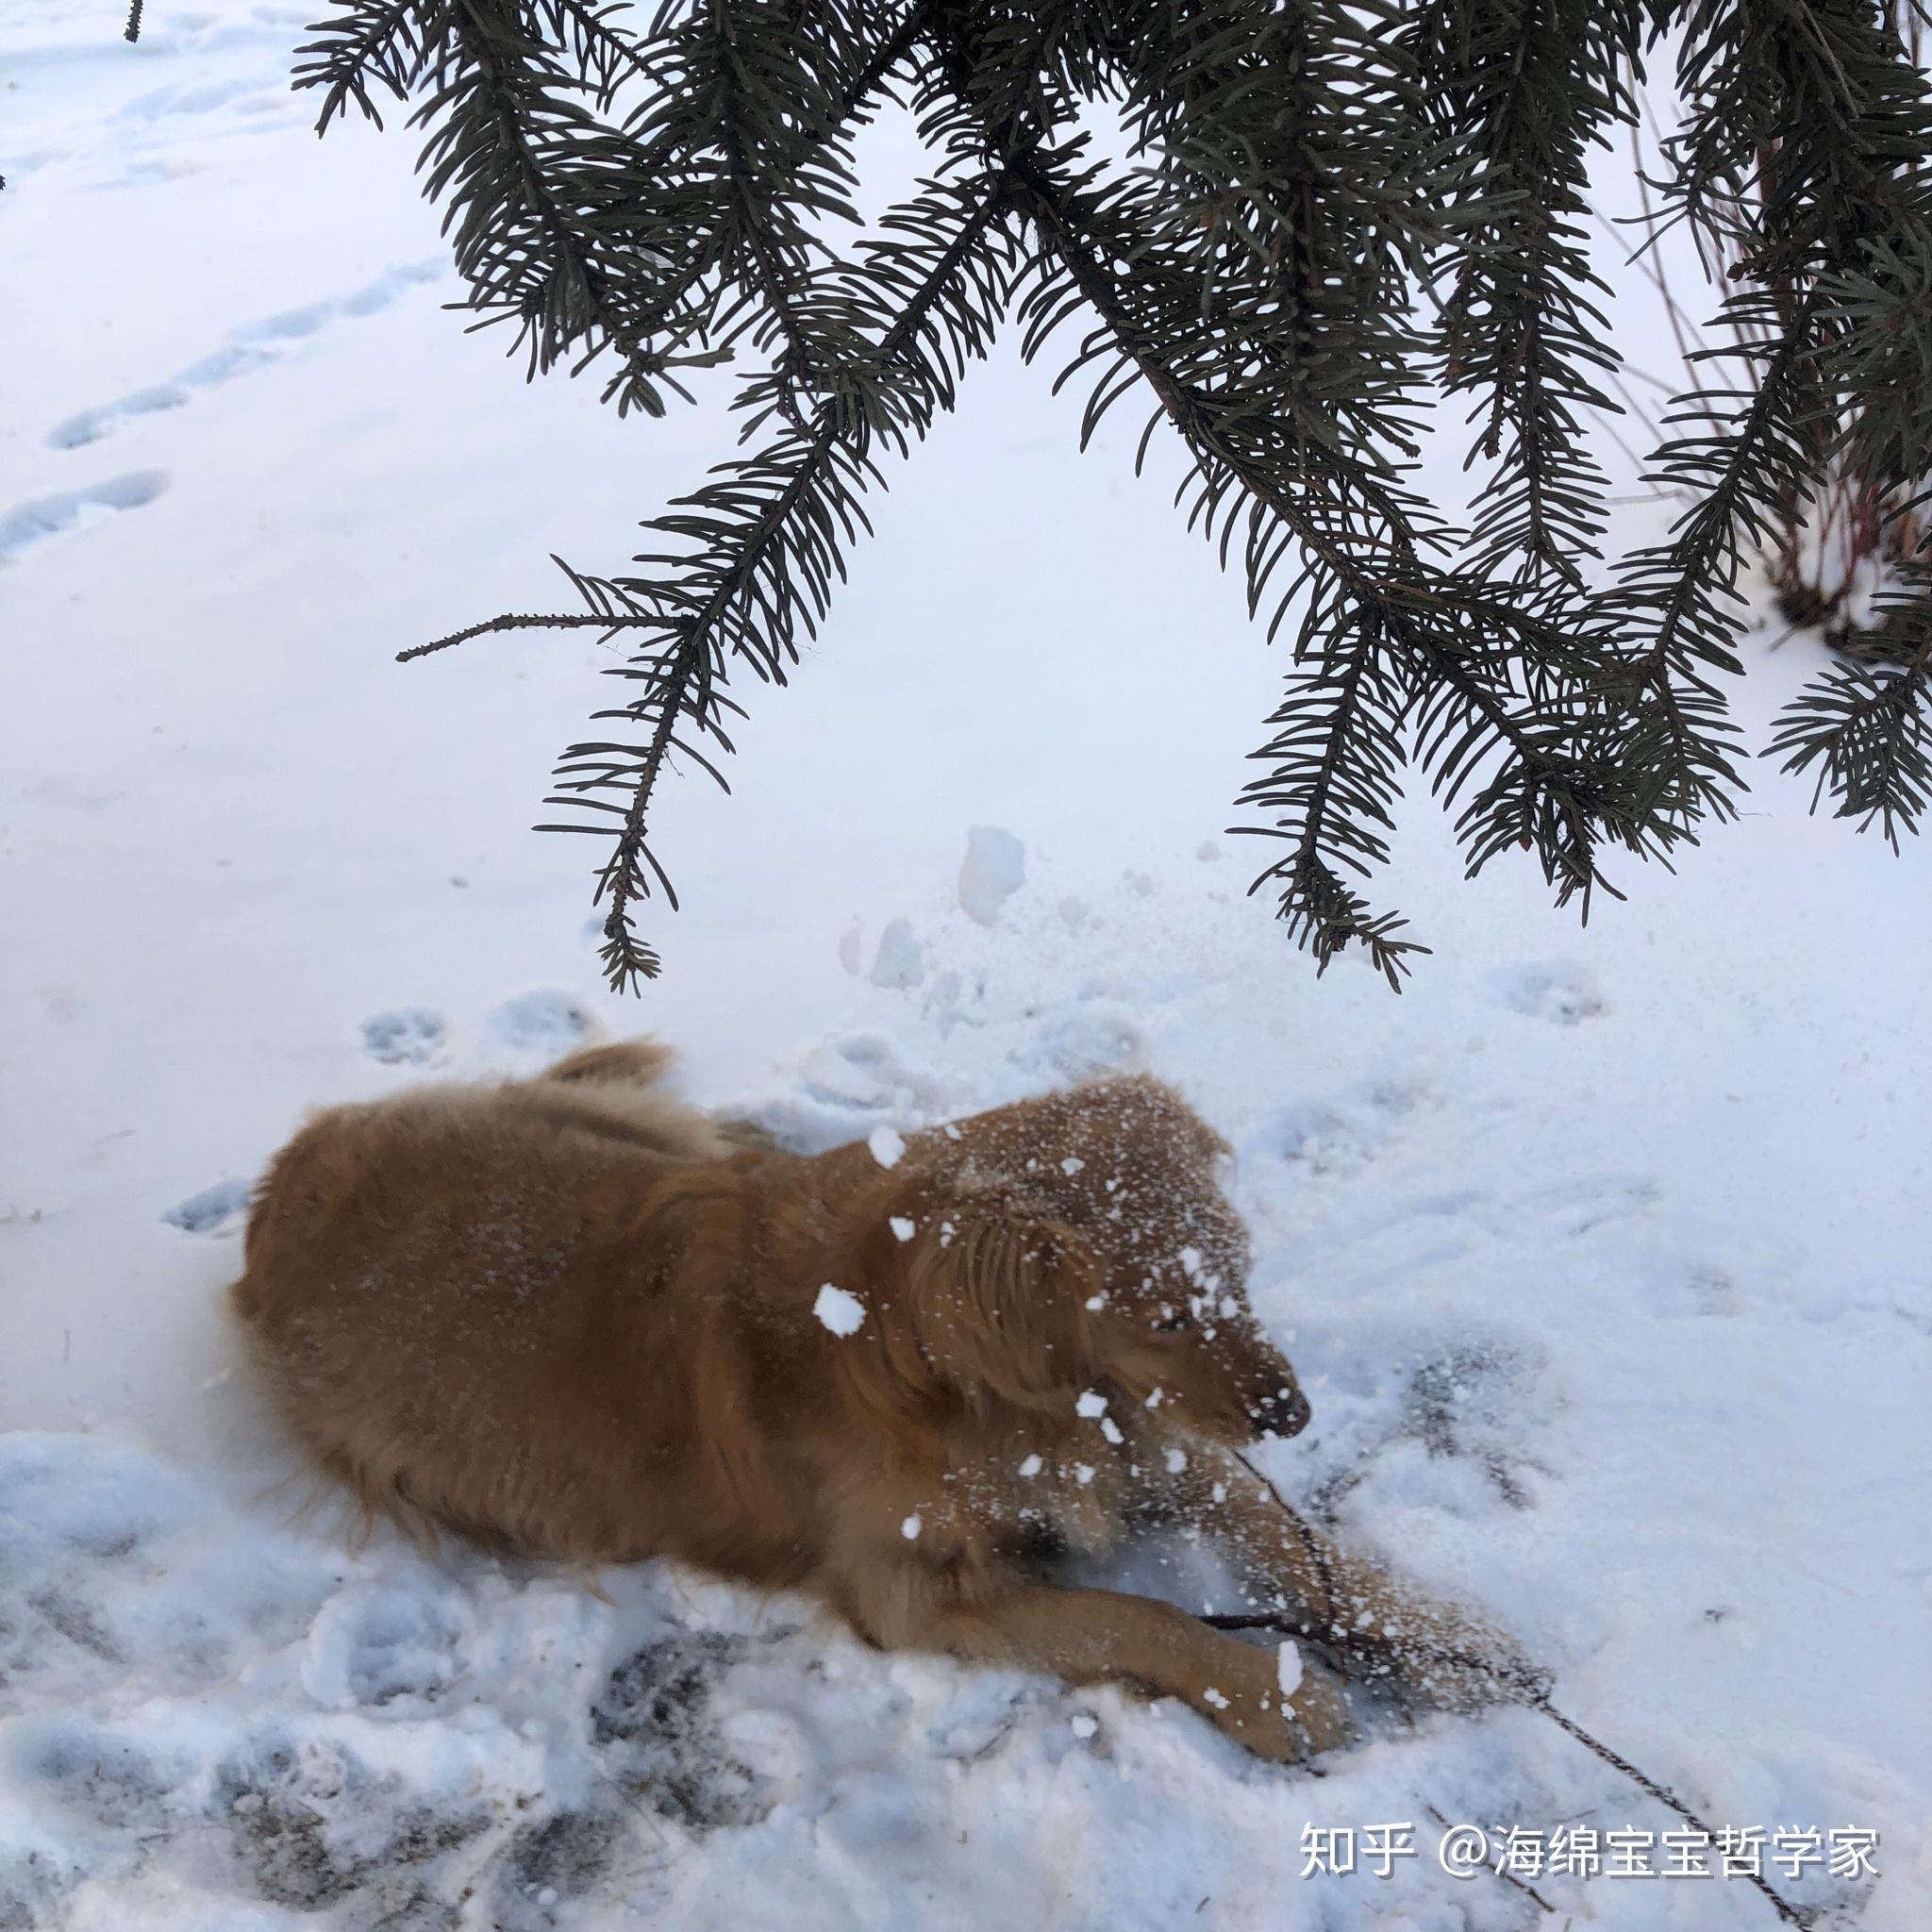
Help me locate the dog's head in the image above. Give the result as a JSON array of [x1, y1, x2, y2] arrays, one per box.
[[1075, 1184, 1312, 1448], [847, 1080, 1309, 1449]]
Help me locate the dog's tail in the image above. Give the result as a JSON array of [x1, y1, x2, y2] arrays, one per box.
[[540, 1038, 675, 1090]]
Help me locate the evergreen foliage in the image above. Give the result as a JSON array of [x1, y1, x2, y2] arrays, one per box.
[[278, 0, 1930, 990]]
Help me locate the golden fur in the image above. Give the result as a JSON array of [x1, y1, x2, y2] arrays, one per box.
[[233, 1041, 1515, 1760]]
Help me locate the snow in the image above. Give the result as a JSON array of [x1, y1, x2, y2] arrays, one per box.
[[2, 8, 1927, 1931], [868, 916, 924, 990], [1075, 1391, 1109, 1419], [1277, 1642, 1305, 1701], [865, 1124, 907, 1170], [811, 1286, 866, 1338], [900, 1515, 922, 1541], [888, 1215, 917, 1242], [958, 825, 1027, 925]]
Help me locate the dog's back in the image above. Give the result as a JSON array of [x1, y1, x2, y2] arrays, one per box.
[[231, 1052, 784, 1567]]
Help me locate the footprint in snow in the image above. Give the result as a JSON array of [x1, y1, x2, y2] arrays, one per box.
[[1244, 1082, 1421, 1177], [116, 75, 280, 125], [798, 1031, 929, 1111], [359, 1008, 452, 1067], [45, 388, 188, 452], [1012, 1004, 1147, 1081], [233, 300, 338, 343], [300, 1583, 468, 1710], [733, 1032, 952, 1157], [1491, 961, 1607, 1025], [0, 473, 171, 565], [486, 991, 595, 1058], [1521, 1172, 1661, 1238], [42, 261, 442, 452], [162, 1177, 252, 1237]]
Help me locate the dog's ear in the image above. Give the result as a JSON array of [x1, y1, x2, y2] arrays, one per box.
[[861, 1187, 1101, 1414]]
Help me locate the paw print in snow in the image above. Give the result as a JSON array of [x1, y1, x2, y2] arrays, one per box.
[[359, 1008, 452, 1067], [1491, 962, 1607, 1025], [486, 991, 596, 1058], [162, 1177, 252, 1236]]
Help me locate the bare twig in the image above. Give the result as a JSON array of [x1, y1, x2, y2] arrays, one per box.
[[398, 612, 643, 662]]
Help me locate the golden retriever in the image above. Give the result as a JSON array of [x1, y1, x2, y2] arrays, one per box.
[[232, 1041, 1518, 1760]]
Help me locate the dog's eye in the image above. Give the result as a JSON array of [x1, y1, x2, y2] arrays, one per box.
[[1154, 1307, 1192, 1334]]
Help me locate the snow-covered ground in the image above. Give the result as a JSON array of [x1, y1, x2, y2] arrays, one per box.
[[4, 7, 1928, 1928]]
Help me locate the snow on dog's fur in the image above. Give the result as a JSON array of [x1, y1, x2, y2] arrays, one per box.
[[233, 1041, 1515, 1759]]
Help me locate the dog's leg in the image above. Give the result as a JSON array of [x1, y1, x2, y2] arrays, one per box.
[[854, 1573, 1352, 1761], [1154, 1445, 1532, 1708]]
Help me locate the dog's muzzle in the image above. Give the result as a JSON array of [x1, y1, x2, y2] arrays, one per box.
[[1248, 1385, 1312, 1440]]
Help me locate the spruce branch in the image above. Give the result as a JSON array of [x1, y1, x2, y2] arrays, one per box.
[[295, 0, 429, 131], [575, 409, 854, 990], [300, 1, 934, 419], [267, 0, 1932, 988], [983, 133, 1647, 978], [1767, 604, 1932, 846], [1235, 612, 1430, 989], [419, 173, 1016, 987], [628, 1, 938, 358], [703, 7, 849, 423], [1410, 0, 1639, 582], [1599, 306, 1826, 831], [421, 0, 703, 416]]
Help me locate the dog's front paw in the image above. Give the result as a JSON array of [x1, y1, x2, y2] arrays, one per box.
[[1194, 1655, 1354, 1763], [1371, 1595, 1544, 1710]]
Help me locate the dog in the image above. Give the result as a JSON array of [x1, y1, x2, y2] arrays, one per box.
[[232, 1041, 1521, 1761]]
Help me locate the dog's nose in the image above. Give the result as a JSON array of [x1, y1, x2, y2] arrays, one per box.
[[1249, 1385, 1311, 1439]]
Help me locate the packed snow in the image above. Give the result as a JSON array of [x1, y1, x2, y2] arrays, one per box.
[[867, 916, 924, 991], [3, 6, 1927, 1931], [958, 825, 1027, 926], [810, 1286, 867, 1340], [1277, 1642, 1305, 1701]]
